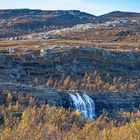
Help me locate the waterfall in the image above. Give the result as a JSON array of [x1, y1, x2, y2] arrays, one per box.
[[68, 93, 95, 119]]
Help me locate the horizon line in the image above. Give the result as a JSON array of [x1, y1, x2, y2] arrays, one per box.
[[0, 8, 140, 16]]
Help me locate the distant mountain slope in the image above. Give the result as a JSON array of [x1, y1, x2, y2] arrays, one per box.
[[98, 11, 140, 33], [23, 23, 140, 43], [0, 9, 96, 19], [100, 11, 140, 18], [0, 9, 140, 38], [0, 9, 96, 38]]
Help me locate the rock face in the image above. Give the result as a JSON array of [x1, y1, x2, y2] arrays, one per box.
[[0, 45, 140, 84], [35, 91, 140, 118], [91, 92, 140, 115], [1, 82, 140, 117], [51, 91, 140, 117]]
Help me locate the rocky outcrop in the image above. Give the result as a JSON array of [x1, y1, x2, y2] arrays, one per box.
[[0, 46, 140, 84], [44, 91, 140, 116], [90, 92, 140, 115]]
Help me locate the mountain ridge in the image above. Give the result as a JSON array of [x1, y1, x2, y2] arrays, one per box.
[[1, 9, 140, 16]]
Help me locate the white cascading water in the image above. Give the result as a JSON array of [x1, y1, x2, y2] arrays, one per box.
[[68, 93, 95, 119]]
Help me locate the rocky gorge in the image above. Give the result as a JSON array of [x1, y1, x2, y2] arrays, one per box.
[[0, 44, 140, 118], [0, 45, 140, 83]]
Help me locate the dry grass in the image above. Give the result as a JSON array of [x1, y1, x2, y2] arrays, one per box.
[[0, 39, 140, 54]]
